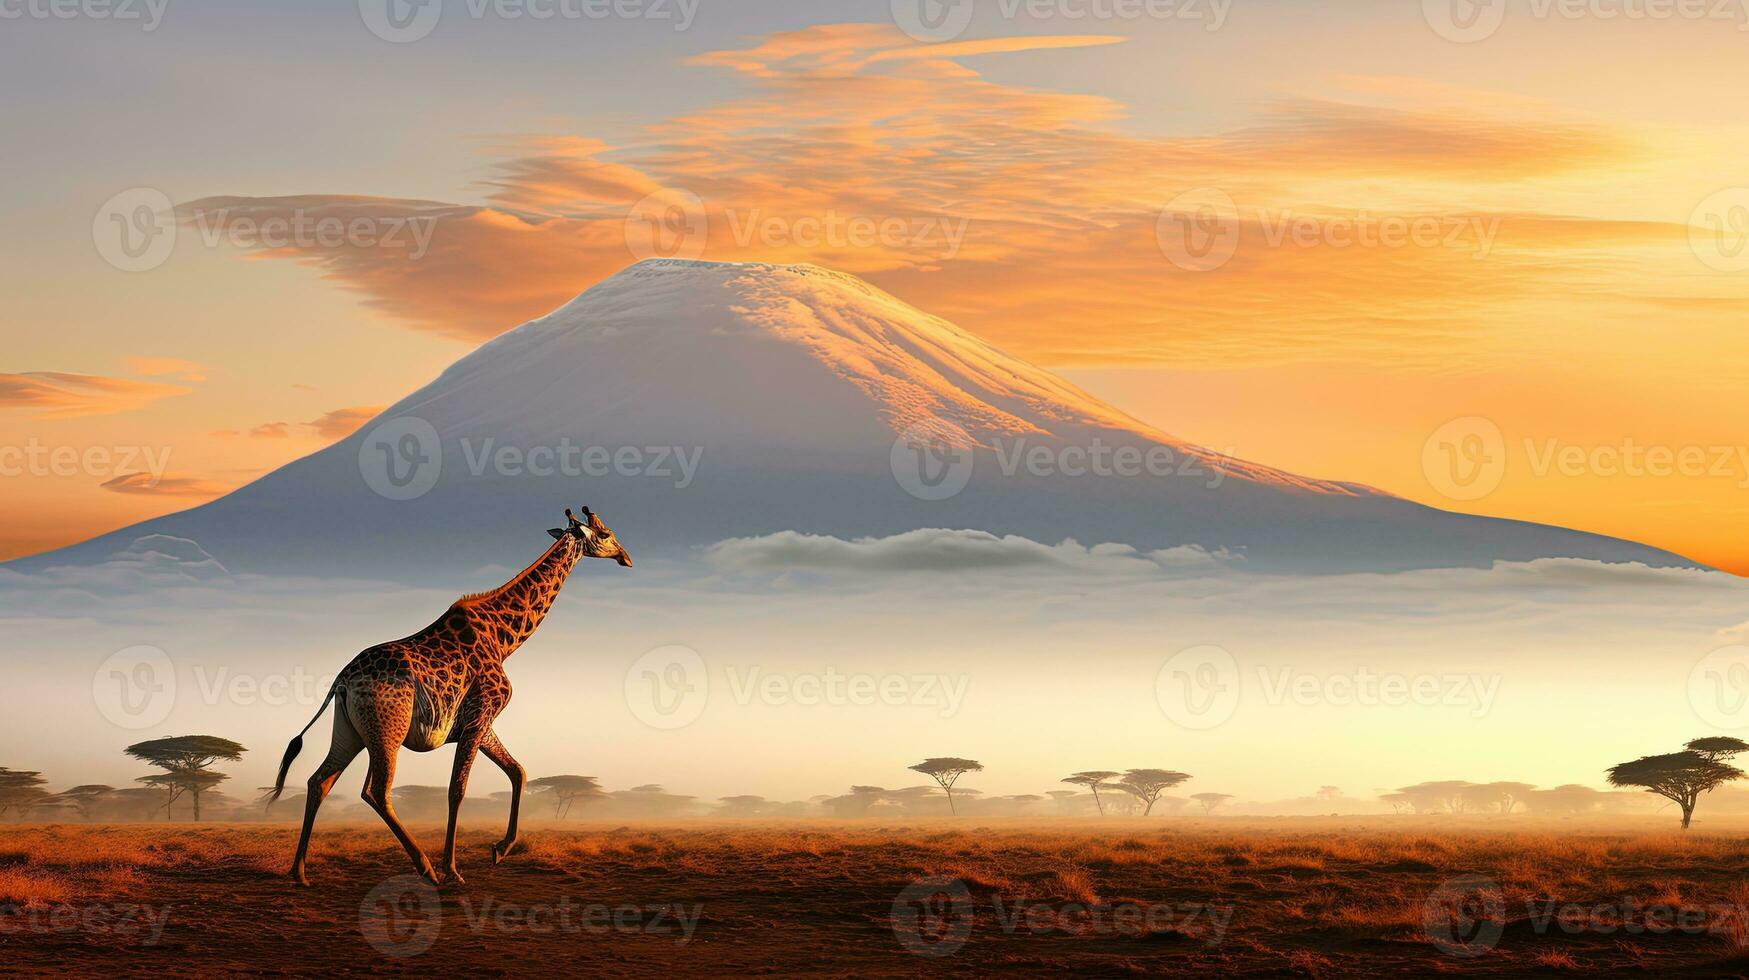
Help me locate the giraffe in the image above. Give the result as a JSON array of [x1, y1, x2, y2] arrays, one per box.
[[269, 506, 632, 886]]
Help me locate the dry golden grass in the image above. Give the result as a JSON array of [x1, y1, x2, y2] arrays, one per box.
[[5, 817, 1749, 975]]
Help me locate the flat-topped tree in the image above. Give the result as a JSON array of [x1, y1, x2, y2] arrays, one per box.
[[56, 785, 116, 821], [1686, 737, 1749, 762], [907, 758, 982, 815], [0, 768, 51, 817], [1608, 744, 1746, 829], [1191, 792, 1234, 815], [1116, 769, 1192, 816], [126, 735, 246, 821], [1062, 771, 1120, 816], [528, 775, 605, 819]]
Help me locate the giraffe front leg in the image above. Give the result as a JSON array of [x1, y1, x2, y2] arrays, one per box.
[[479, 730, 526, 864], [442, 728, 486, 884]]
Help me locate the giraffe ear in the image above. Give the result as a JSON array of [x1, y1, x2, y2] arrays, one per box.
[[547, 528, 566, 540]]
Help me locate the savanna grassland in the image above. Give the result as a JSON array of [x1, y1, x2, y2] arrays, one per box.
[[6, 819, 1749, 976]]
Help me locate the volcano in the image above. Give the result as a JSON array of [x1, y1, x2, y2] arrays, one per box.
[[13, 259, 1696, 580]]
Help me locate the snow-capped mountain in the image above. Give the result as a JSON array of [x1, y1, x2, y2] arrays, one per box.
[[14, 259, 1695, 579]]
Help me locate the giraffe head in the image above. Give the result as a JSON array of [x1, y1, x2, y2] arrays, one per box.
[[549, 506, 633, 567]]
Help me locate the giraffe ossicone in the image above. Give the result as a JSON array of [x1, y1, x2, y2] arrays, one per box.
[[270, 506, 632, 886]]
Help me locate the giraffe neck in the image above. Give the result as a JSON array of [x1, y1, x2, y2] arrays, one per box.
[[460, 537, 584, 657]]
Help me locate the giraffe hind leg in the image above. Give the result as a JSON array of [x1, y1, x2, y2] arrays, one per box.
[[355, 687, 439, 884], [289, 704, 364, 886], [480, 730, 527, 863]]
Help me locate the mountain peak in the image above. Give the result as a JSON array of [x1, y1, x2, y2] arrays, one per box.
[[10, 260, 1695, 578]]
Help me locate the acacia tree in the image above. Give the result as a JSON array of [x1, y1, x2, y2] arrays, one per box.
[[907, 758, 983, 815], [1379, 791, 1411, 815], [1686, 736, 1749, 762], [1395, 780, 1476, 814], [528, 775, 605, 819], [138, 769, 228, 821], [1607, 741, 1747, 829], [1062, 771, 1121, 816], [125, 735, 246, 821], [1475, 781, 1537, 814], [56, 785, 116, 821], [1116, 769, 1192, 816], [0, 768, 51, 818], [1522, 784, 1605, 815], [1191, 792, 1233, 816]]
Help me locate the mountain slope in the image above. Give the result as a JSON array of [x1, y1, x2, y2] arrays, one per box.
[[14, 259, 1697, 579]]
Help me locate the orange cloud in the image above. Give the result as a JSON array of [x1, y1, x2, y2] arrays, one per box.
[[173, 23, 1692, 370], [306, 405, 385, 440], [213, 405, 387, 442], [100, 473, 231, 498], [0, 372, 190, 419]]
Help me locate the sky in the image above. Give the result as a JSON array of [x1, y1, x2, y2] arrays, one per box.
[[4, 0, 1749, 574]]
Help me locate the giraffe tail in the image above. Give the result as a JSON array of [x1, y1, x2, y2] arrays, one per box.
[[267, 684, 339, 805]]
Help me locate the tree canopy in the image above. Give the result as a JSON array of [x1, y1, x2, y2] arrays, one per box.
[[1607, 747, 1745, 828], [907, 758, 983, 815], [1115, 769, 1192, 816], [1061, 771, 1121, 815], [528, 775, 606, 818]]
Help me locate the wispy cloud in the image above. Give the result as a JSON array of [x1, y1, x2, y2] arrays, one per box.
[[99, 473, 232, 498], [0, 372, 190, 419], [171, 24, 1706, 370], [212, 405, 385, 442]]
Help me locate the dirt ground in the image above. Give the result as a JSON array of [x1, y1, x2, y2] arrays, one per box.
[[7, 819, 1749, 976]]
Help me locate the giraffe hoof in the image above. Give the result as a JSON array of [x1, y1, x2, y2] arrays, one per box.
[[445, 867, 465, 885], [492, 841, 514, 864], [292, 872, 311, 888]]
